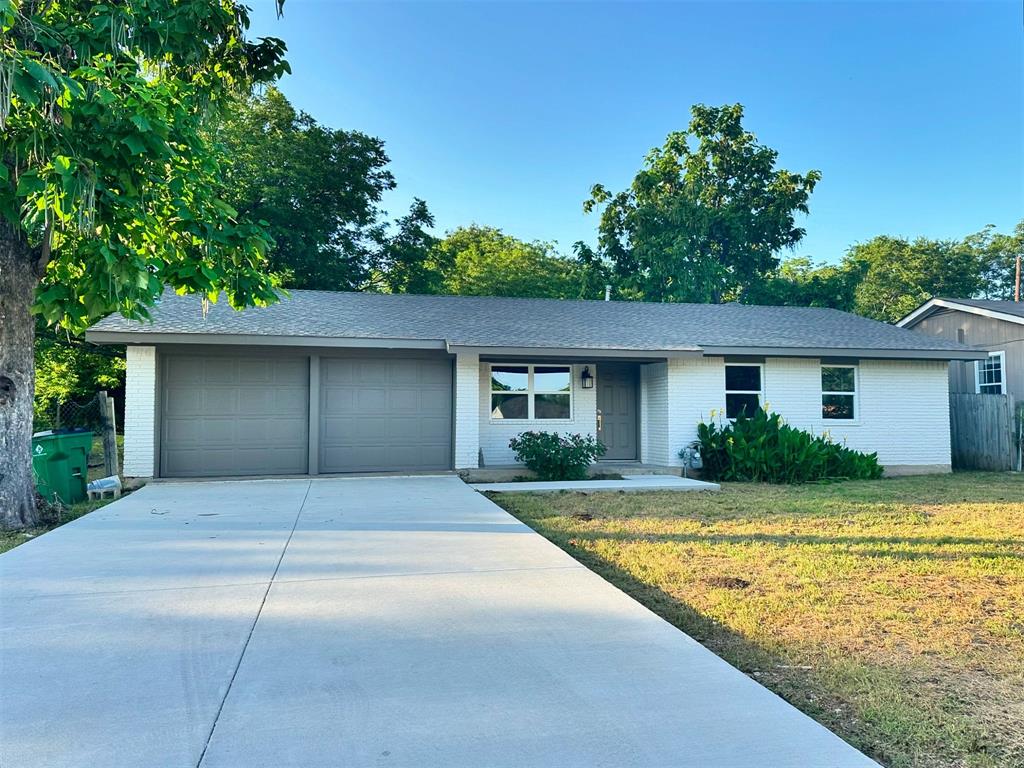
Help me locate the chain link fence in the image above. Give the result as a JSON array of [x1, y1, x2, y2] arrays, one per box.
[[37, 392, 121, 481]]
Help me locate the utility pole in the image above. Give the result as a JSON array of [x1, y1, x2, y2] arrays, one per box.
[[1015, 252, 1021, 302]]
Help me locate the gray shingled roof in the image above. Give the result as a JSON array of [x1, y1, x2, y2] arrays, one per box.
[[87, 289, 982, 358], [935, 298, 1024, 319]]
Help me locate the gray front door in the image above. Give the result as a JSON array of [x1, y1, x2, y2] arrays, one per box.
[[597, 363, 638, 460], [319, 356, 453, 473], [161, 354, 310, 477]]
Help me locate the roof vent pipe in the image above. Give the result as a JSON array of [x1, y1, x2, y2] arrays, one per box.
[[604, 285, 611, 302]]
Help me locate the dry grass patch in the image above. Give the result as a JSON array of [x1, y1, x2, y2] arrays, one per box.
[[491, 473, 1024, 768]]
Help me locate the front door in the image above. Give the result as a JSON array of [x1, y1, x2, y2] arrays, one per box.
[[596, 363, 638, 460]]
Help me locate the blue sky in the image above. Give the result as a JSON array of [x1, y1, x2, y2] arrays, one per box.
[[250, 1, 1022, 264]]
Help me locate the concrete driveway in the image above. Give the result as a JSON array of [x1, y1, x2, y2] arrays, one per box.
[[1, 477, 877, 767]]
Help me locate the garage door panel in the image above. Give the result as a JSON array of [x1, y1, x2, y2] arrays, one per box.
[[236, 358, 272, 384], [356, 389, 388, 411], [161, 355, 309, 478], [388, 389, 419, 411], [274, 388, 308, 413], [356, 360, 389, 385], [320, 357, 452, 473], [420, 416, 451, 440], [237, 388, 272, 412], [204, 361, 238, 385], [274, 359, 308, 382], [323, 388, 355, 412], [204, 389, 239, 414]]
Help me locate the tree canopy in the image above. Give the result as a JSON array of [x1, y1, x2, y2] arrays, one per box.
[[585, 104, 820, 303], [422, 225, 595, 300], [214, 87, 426, 291], [844, 236, 988, 323], [2, 0, 289, 526]]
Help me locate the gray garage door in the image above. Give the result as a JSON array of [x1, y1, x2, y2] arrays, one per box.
[[161, 355, 309, 477], [319, 356, 452, 473]]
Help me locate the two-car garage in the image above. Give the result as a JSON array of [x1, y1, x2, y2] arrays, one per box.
[[159, 352, 453, 478]]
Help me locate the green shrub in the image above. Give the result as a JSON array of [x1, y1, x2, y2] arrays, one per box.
[[508, 431, 607, 481], [689, 408, 883, 483]]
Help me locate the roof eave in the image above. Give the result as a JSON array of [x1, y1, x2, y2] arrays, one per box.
[[84, 330, 448, 350], [897, 298, 1024, 328], [698, 345, 989, 361]]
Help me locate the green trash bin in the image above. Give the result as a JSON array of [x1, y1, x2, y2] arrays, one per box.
[[31, 429, 93, 505]]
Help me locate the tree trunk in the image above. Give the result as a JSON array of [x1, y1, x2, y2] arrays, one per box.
[[0, 227, 40, 528]]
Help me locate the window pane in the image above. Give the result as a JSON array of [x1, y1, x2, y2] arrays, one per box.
[[725, 365, 760, 392], [534, 366, 571, 392], [534, 394, 571, 419], [822, 394, 855, 420], [980, 384, 1002, 395], [491, 393, 528, 419], [821, 366, 855, 392], [725, 393, 760, 419], [491, 366, 528, 392]]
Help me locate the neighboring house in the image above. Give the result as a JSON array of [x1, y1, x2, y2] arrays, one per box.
[[897, 298, 1024, 401], [85, 291, 985, 479]]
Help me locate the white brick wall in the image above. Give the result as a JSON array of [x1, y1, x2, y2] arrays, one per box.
[[649, 356, 952, 469], [478, 362, 597, 466], [759, 357, 951, 466], [454, 352, 481, 468], [123, 345, 156, 478], [640, 363, 668, 464]]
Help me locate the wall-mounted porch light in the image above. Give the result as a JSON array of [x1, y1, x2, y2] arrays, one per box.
[[581, 366, 594, 389]]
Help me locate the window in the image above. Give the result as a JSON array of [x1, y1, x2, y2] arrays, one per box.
[[976, 352, 1005, 395], [724, 364, 762, 419], [490, 365, 572, 420], [821, 365, 857, 420]]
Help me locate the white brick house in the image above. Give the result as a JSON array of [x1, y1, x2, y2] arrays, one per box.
[[86, 291, 985, 479]]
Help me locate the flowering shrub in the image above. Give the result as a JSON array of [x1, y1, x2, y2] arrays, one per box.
[[689, 407, 882, 483], [509, 431, 607, 481]]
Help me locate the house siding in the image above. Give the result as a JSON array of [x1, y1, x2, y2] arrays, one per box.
[[123, 345, 157, 478], [477, 362, 597, 466], [908, 308, 1024, 400]]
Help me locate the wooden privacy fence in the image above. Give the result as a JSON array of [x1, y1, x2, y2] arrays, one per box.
[[948, 393, 1020, 471]]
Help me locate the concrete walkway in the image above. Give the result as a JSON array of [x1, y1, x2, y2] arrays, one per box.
[[0, 477, 877, 768], [472, 474, 720, 493]]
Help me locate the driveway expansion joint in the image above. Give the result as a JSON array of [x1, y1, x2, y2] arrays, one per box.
[[194, 480, 312, 768]]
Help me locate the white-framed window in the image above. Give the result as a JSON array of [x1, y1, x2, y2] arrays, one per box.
[[724, 364, 763, 419], [976, 351, 1006, 395], [490, 364, 572, 420], [821, 364, 857, 420]]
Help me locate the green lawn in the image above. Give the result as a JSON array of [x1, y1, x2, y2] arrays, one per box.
[[491, 473, 1024, 768]]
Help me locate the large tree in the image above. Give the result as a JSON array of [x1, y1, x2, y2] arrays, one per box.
[[743, 257, 865, 311], [1, 1, 289, 526], [585, 104, 821, 303], [843, 236, 986, 322], [966, 221, 1024, 301], [427, 225, 587, 299], [215, 87, 406, 290]]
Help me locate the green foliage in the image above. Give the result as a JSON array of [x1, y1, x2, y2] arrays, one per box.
[[691, 408, 883, 484], [428, 226, 590, 299], [842, 236, 987, 323], [585, 104, 820, 303], [744, 257, 865, 311], [508, 431, 607, 481], [1, 0, 291, 329], [215, 87, 423, 291], [967, 221, 1024, 301], [33, 323, 124, 426], [373, 198, 440, 294]]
